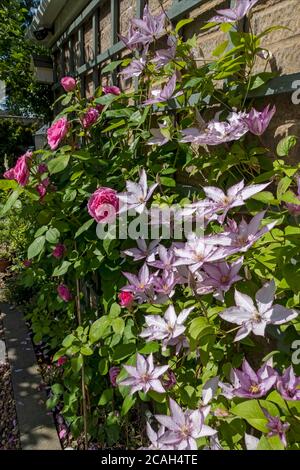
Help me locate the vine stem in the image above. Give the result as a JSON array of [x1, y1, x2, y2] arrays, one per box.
[[75, 271, 88, 449]]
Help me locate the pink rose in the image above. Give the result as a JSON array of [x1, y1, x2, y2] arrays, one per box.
[[109, 367, 120, 387], [61, 76, 76, 92], [47, 117, 69, 150], [36, 177, 50, 199], [37, 163, 48, 174], [52, 243, 66, 259], [82, 108, 99, 129], [57, 284, 72, 302], [103, 86, 121, 96], [118, 291, 134, 308], [96, 104, 104, 113], [4, 151, 32, 186], [3, 168, 15, 180], [87, 187, 119, 223], [57, 356, 67, 367]]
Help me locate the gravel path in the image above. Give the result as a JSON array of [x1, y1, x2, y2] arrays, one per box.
[[0, 314, 21, 450]]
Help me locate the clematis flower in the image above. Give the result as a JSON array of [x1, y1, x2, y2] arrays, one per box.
[[119, 57, 146, 80], [244, 104, 276, 136], [103, 85, 121, 95], [208, 211, 277, 253], [196, 258, 244, 301], [180, 111, 249, 146], [286, 177, 300, 216], [143, 74, 180, 106], [163, 370, 177, 390], [262, 408, 290, 447], [204, 435, 223, 451], [119, 25, 145, 51], [119, 353, 168, 394], [155, 398, 216, 450], [203, 180, 270, 223], [152, 270, 178, 303], [152, 36, 177, 69], [122, 263, 155, 302], [219, 360, 277, 399], [109, 366, 121, 387], [210, 0, 259, 23], [118, 169, 158, 214], [219, 280, 298, 341], [122, 239, 159, 262], [140, 304, 193, 351], [201, 376, 220, 406], [142, 424, 174, 450], [276, 366, 300, 401], [174, 233, 227, 273], [130, 5, 166, 46], [148, 245, 177, 271], [147, 124, 170, 146], [245, 434, 259, 450]]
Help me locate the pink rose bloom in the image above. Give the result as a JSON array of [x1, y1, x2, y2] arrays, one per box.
[[87, 187, 119, 223], [61, 76, 76, 92], [37, 163, 48, 174], [57, 356, 68, 367], [57, 284, 72, 302], [103, 86, 121, 96], [52, 243, 66, 259], [96, 104, 104, 113], [36, 177, 50, 199], [109, 367, 120, 387], [118, 291, 134, 308], [4, 151, 32, 186], [82, 108, 99, 129], [3, 168, 15, 180], [47, 117, 69, 150]]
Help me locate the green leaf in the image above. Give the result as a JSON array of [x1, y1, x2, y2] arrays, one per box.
[[175, 18, 193, 33], [62, 334, 76, 348], [231, 400, 278, 432], [121, 395, 136, 416], [52, 260, 71, 277], [99, 388, 113, 405], [138, 341, 160, 354], [46, 227, 60, 244], [98, 358, 109, 375], [102, 119, 126, 133], [89, 316, 110, 344], [160, 177, 176, 187], [0, 179, 18, 190], [257, 435, 285, 450], [27, 235, 46, 259], [276, 136, 297, 157], [112, 317, 125, 335], [75, 219, 95, 238], [112, 343, 136, 362], [0, 188, 22, 216], [101, 60, 123, 74], [277, 176, 292, 199], [109, 302, 121, 318], [80, 345, 93, 356], [95, 94, 119, 106], [212, 40, 229, 57], [251, 191, 275, 204], [188, 317, 214, 341], [71, 355, 83, 373], [51, 383, 64, 395], [48, 154, 70, 174]]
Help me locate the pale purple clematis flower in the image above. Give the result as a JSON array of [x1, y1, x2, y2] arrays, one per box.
[[245, 434, 259, 450], [219, 280, 299, 341], [141, 423, 175, 450], [286, 177, 300, 216], [201, 376, 219, 407], [122, 263, 155, 302], [118, 169, 158, 214], [120, 57, 146, 80], [244, 105, 276, 136], [210, 0, 259, 23], [180, 111, 249, 146], [155, 398, 216, 450], [149, 245, 177, 271], [262, 408, 290, 447], [208, 211, 277, 253], [219, 359, 277, 399], [119, 353, 168, 395], [131, 5, 166, 46], [204, 435, 223, 451], [140, 305, 194, 352], [147, 124, 170, 146], [143, 74, 180, 106], [122, 239, 159, 262], [197, 258, 244, 301], [153, 270, 178, 303], [276, 366, 300, 401], [152, 36, 177, 69], [203, 180, 270, 223], [174, 233, 227, 273], [119, 25, 144, 50]]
